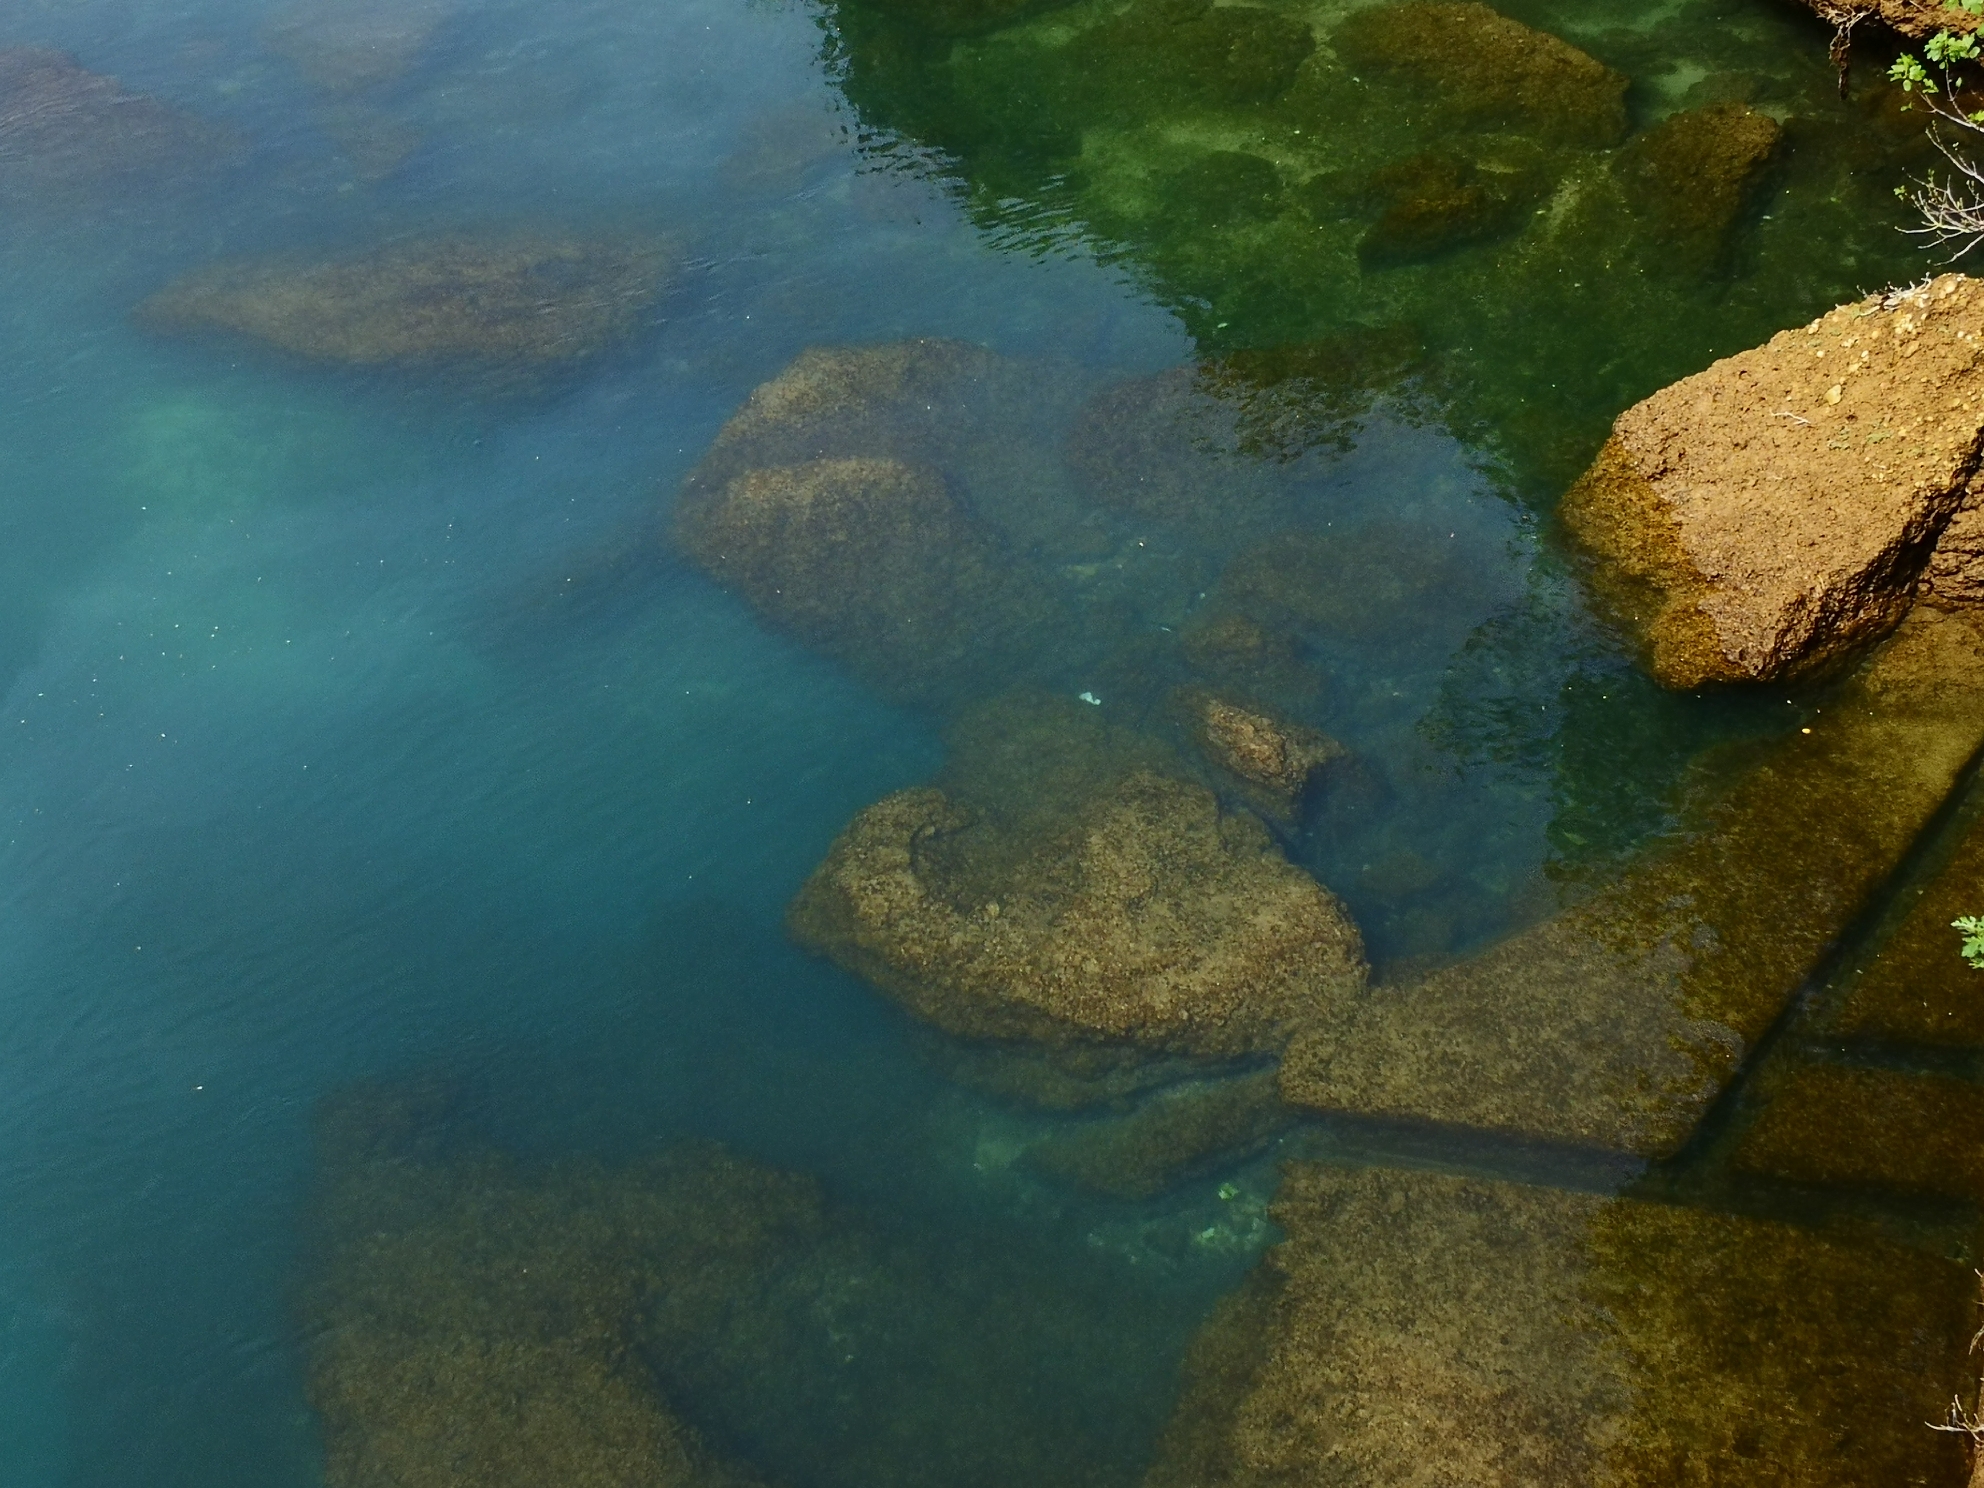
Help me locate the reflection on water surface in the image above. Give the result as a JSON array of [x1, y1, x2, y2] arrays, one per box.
[[3, 0, 1984, 1484]]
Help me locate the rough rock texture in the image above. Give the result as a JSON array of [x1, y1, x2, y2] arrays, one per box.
[[1175, 687, 1343, 824], [1144, 1164, 1976, 1488], [0, 47, 229, 197], [1562, 274, 1984, 688], [1331, 2, 1629, 147], [674, 456, 1020, 692], [265, 0, 454, 92], [1794, 0, 1980, 41], [1280, 605, 1984, 1156], [1834, 804, 1984, 1045], [137, 236, 670, 375], [1357, 152, 1525, 267], [1614, 102, 1781, 277], [1735, 1064, 1984, 1202], [1927, 497, 1984, 604], [789, 769, 1366, 1057], [1025, 1068, 1291, 1198]]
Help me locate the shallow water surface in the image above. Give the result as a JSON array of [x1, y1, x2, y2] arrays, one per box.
[[3, 0, 1983, 1483]]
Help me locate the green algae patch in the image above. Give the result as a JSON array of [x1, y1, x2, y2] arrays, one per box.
[[1280, 606, 1984, 1156], [1836, 804, 1984, 1047], [1025, 1067, 1291, 1197], [1145, 1164, 1977, 1487], [1735, 1064, 1984, 1203]]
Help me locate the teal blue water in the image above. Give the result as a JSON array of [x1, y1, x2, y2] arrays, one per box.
[[0, 0, 1903, 1483]]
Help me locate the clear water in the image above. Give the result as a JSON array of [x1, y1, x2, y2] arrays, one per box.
[[0, 0, 1972, 1483]]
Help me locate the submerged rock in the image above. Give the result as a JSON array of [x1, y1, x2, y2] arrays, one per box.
[[674, 455, 1028, 694], [1614, 102, 1781, 277], [1025, 1067, 1291, 1198], [1071, 0, 1315, 111], [137, 235, 671, 379], [1174, 687, 1343, 825], [789, 761, 1366, 1057], [0, 47, 230, 199], [1145, 1164, 1976, 1487], [1735, 1064, 1984, 1203], [264, 0, 455, 92], [1357, 152, 1526, 268], [1279, 605, 1984, 1156], [1562, 274, 1984, 688], [1330, 2, 1629, 147]]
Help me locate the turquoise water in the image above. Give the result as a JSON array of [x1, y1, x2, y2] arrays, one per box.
[[0, 0, 1971, 1483]]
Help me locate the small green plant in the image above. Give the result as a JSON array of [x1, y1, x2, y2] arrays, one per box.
[[1954, 915, 1984, 969], [1886, 11, 1984, 257]]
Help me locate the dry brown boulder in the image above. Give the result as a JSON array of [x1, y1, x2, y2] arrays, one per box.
[[789, 769, 1366, 1057], [0, 47, 231, 197], [136, 235, 670, 375], [1330, 2, 1629, 147], [1562, 274, 1984, 688]]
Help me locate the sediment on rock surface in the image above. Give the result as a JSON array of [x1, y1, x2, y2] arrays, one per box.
[[1561, 274, 1984, 688], [136, 235, 671, 377], [790, 694, 1365, 1058], [1145, 1164, 1976, 1488], [1279, 605, 1984, 1157]]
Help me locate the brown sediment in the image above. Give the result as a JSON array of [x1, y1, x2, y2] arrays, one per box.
[[1280, 605, 1984, 1157], [1561, 274, 1984, 688], [1025, 1067, 1291, 1198], [1734, 1063, 1984, 1201], [0, 47, 232, 198], [136, 235, 672, 375], [1144, 1164, 1976, 1487], [1330, 2, 1629, 147]]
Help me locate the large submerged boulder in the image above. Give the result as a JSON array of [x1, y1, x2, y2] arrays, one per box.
[[264, 0, 454, 92], [1145, 1165, 1977, 1487], [136, 235, 671, 378], [1614, 102, 1781, 277], [0, 47, 231, 199], [1278, 605, 1984, 1156], [789, 764, 1366, 1058], [1563, 274, 1984, 688], [1330, 2, 1629, 147]]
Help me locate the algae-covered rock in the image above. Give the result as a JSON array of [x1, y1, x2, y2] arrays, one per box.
[[790, 762, 1366, 1057], [1146, 1164, 1976, 1487], [1174, 687, 1343, 824], [264, 0, 454, 92], [1561, 274, 1984, 689], [1735, 1064, 1984, 1203], [1357, 152, 1525, 267], [1025, 1067, 1291, 1197], [136, 235, 670, 377], [1071, 0, 1315, 111], [1280, 605, 1984, 1156], [1614, 102, 1781, 277], [674, 456, 1030, 695], [0, 47, 231, 199], [1330, 2, 1629, 147], [1835, 804, 1984, 1046]]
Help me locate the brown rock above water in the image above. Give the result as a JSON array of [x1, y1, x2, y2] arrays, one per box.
[[1562, 274, 1984, 688], [136, 235, 670, 376], [789, 769, 1366, 1058]]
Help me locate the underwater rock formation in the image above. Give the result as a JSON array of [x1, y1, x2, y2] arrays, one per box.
[[1144, 1164, 1976, 1487], [1735, 1064, 1984, 1203], [1025, 1067, 1291, 1198], [1562, 274, 1984, 688], [1279, 605, 1984, 1157], [1614, 102, 1781, 277], [0, 47, 230, 199], [675, 455, 1027, 694], [1069, 0, 1314, 111], [789, 755, 1366, 1057], [136, 235, 670, 378], [1173, 688, 1342, 826], [1330, 2, 1629, 147], [790, 771, 1364, 1056], [1355, 152, 1528, 268], [264, 0, 454, 92]]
